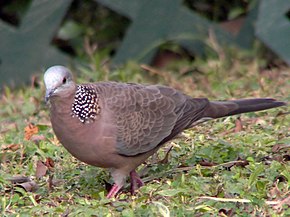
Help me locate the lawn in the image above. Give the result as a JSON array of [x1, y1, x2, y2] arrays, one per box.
[[1, 54, 289, 216]]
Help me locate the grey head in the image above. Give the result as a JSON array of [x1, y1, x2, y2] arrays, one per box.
[[44, 65, 74, 102]]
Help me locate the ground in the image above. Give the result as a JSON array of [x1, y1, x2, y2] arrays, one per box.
[[0, 52, 289, 216]]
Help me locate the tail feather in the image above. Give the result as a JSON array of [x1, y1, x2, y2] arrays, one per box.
[[203, 98, 286, 119]]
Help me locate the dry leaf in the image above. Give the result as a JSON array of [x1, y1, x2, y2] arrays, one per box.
[[276, 111, 290, 117], [272, 144, 290, 153], [269, 183, 282, 199], [17, 181, 39, 192], [48, 174, 54, 191], [8, 175, 31, 184], [283, 154, 290, 161], [45, 157, 55, 169], [234, 117, 243, 132], [34, 194, 41, 203], [199, 159, 217, 167], [24, 123, 39, 140], [36, 160, 48, 179], [8, 175, 38, 192], [218, 208, 234, 217], [272, 194, 290, 212], [2, 144, 20, 151], [234, 159, 249, 167]]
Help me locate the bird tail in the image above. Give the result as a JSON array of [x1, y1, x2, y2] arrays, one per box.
[[203, 98, 286, 119]]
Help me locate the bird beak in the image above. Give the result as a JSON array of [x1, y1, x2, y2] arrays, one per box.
[[45, 89, 54, 103]]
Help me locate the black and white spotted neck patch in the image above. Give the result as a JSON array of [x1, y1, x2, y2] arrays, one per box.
[[71, 85, 101, 123]]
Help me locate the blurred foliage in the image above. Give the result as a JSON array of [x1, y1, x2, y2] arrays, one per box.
[[184, 0, 254, 21], [256, 0, 290, 65], [0, 0, 289, 87], [54, 0, 130, 59], [0, 0, 70, 88], [0, 0, 31, 26], [59, 0, 258, 61], [0, 0, 262, 63]]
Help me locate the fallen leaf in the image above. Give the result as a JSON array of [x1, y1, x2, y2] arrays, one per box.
[[276, 111, 290, 117], [272, 194, 290, 212], [24, 123, 39, 140], [36, 160, 48, 179], [17, 181, 39, 192], [48, 174, 54, 191], [283, 155, 290, 161], [234, 159, 249, 167], [8, 175, 31, 184], [199, 159, 217, 167], [51, 178, 63, 187], [7, 175, 38, 192], [218, 208, 234, 217], [34, 194, 41, 203], [272, 144, 290, 153], [2, 144, 20, 151], [45, 157, 55, 169], [265, 155, 284, 163], [234, 117, 243, 132], [269, 182, 282, 199]]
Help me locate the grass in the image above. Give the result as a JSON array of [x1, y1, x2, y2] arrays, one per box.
[[0, 52, 289, 216]]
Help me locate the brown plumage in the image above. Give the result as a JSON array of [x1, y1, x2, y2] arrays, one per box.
[[44, 66, 287, 198]]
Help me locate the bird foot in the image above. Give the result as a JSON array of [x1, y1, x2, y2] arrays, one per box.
[[130, 170, 144, 195], [107, 184, 122, 198]]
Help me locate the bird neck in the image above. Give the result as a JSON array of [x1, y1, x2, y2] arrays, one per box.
[[49, 84, 76, 115], [71, 85, 101, 123]]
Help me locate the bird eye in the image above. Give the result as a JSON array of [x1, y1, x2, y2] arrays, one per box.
[[62, 77, 67, 84]]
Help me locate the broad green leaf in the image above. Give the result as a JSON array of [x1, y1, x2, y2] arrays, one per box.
[[95, 0, 234, 65], [0, 0, 71, 89], [248, 164, 264, 188], [256, 0, 290, 65]]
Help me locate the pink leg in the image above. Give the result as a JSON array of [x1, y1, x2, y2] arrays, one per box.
[[130, 170, 144, 195], [107, 184, 122, 198]]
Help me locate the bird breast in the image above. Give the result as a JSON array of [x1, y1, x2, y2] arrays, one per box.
[[50, 96, 119, 168]]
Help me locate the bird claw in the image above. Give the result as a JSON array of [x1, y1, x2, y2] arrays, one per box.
[[130, 170, 144, 195], [106, 184, 122, 198], [106, 170, 144, 198]]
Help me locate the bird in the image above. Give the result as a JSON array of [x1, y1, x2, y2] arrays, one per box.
[[44, 65, 286, 198]]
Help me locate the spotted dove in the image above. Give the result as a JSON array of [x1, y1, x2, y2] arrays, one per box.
[[44, 65, 286, 198]]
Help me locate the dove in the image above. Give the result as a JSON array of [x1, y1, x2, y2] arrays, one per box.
[[44, 65, 286, 198]]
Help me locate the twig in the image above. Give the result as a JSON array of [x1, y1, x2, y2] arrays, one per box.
[[197, 196, 281, 206]]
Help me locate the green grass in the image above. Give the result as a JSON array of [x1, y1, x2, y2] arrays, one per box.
[[1, 53, 289, 216]]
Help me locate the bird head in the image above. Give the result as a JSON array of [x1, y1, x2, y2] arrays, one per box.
[[44, 65, 75, 103]]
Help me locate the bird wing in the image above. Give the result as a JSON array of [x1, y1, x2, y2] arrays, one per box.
[[96, 82, 209, 156]]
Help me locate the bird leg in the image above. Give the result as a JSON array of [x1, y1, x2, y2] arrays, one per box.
[[130, 170, 144, 195], [107, 184, 122, 198]]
